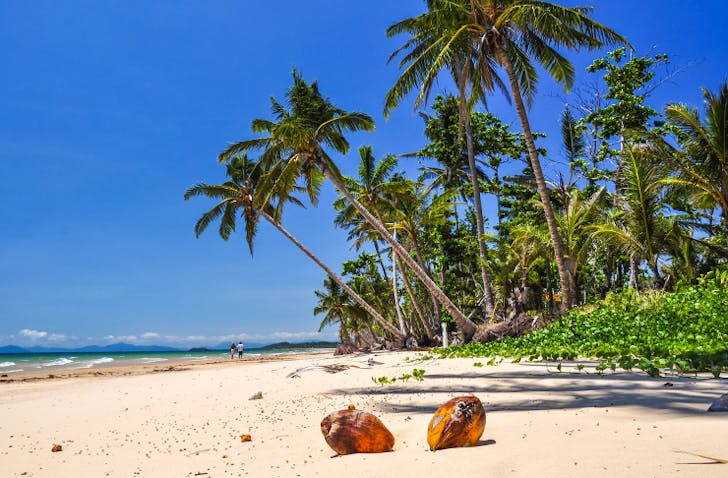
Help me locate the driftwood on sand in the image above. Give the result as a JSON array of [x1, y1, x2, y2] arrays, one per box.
[[472, 314, 542, 343], [286, 364, 361, 378]]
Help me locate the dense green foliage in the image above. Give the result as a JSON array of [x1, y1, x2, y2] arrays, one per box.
[[188, 1, 728, 352], [436, 270, 728, 377]]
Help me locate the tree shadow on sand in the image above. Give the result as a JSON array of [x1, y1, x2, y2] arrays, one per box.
[[328, 366, 726, 416]]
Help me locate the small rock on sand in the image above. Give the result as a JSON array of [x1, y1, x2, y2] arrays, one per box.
[[708, 393, 728, 412]]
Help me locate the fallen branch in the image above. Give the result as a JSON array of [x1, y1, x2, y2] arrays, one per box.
[[186, 448, 211, 457], [674, 450, 728, 464], [286, 364, 362, 378]]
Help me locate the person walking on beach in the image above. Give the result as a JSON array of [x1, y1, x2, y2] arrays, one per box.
[[230, 342, 236, 359], [236, 341, 244, 359]]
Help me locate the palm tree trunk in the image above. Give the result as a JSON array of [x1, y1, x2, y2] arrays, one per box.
[[604, 249, 613, 294], [396, 255, 434, 341], [629, 254, 639, 289], [373, 241, 390, 282], [392, 230, 408, 336], [648, 259, 662, 288], [259, 210, 404, 339], [497, 46, 573, 312], [321, 166, 477, 341], [463, 113, 496, 318]]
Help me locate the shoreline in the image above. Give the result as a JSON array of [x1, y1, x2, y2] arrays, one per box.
[[2, 351, 727, 477], [0, 350, 333, 383]]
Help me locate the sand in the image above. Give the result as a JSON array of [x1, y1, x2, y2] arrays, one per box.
[[1, 351, 726, 477]]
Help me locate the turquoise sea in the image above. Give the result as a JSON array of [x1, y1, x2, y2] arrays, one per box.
[[0, 347, 334, 376]]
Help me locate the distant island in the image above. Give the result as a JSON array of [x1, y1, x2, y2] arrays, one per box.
[[258, 341, 338, 350]]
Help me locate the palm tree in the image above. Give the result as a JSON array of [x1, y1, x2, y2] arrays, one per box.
[[554, 185, 606, 301], [505, 223, 550, 313], [184, 155, 404, 339], [333, 145, 409, 296], [387, 0, 628, 310], [218, 70, 477, 341], [589, 144, 679, 288], [314, 278, 356, 344], [664, 82, 728, 250], [333, 146, 414, 336], [386, 5, 498, 318], [314, 277, 385, 348], [391, 182, 459, 340]]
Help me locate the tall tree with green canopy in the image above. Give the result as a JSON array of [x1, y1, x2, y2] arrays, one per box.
[[582, 48, 667, 167], [579, 48, 669, 288], [386, 0, 628, 311], [417, 95, 479, 206], [184, 155, 404, 339], [218, 70, 476, 341]]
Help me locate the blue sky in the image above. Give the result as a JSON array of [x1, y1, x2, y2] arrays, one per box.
[[1, 1, 726, 348]]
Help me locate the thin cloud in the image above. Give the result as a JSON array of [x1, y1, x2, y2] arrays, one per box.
[[19, 329, 48, 340]]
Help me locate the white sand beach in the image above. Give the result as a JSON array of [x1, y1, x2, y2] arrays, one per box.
[[1, 351, 726, 477]]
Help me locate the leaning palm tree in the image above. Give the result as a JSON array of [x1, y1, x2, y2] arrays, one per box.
[[219, 70, 477, 341], [664, 82, 728, 250], [387, 0, 628, 310], [184, 155, 404, 339], [333, 146, 414, 336]]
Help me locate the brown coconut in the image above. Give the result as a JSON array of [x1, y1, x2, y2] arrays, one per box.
[[427, 395, 485, 451], [320, 406, 394, 455]]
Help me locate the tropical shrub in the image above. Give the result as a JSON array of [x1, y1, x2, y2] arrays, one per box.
[[436, 270, 728, 377]]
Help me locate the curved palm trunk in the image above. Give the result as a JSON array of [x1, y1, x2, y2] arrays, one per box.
[[259, 210, 404, 339], [396, 254, 434, 341], [392, 231, 408, 336], [464, 114, 496, 318], [497, 46, 574, 312], [321, 166, 477, 342]]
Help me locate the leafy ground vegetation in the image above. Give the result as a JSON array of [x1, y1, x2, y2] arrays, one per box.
[[436, 270, 728, 378]]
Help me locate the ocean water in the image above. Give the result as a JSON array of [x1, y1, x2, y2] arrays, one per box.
[[0, 347, 333, 377]]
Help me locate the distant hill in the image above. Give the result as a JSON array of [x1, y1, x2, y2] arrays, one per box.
[[0, 343, 182, 354], [209, 340, 338, 351], [259, 341, 338, 350], [211, 341, 266, 351]]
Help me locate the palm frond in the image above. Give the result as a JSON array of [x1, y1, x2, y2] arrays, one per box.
[[218, 138, 271, 163], [192, 199, 231, 238], [500, 1, 629, 51]]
